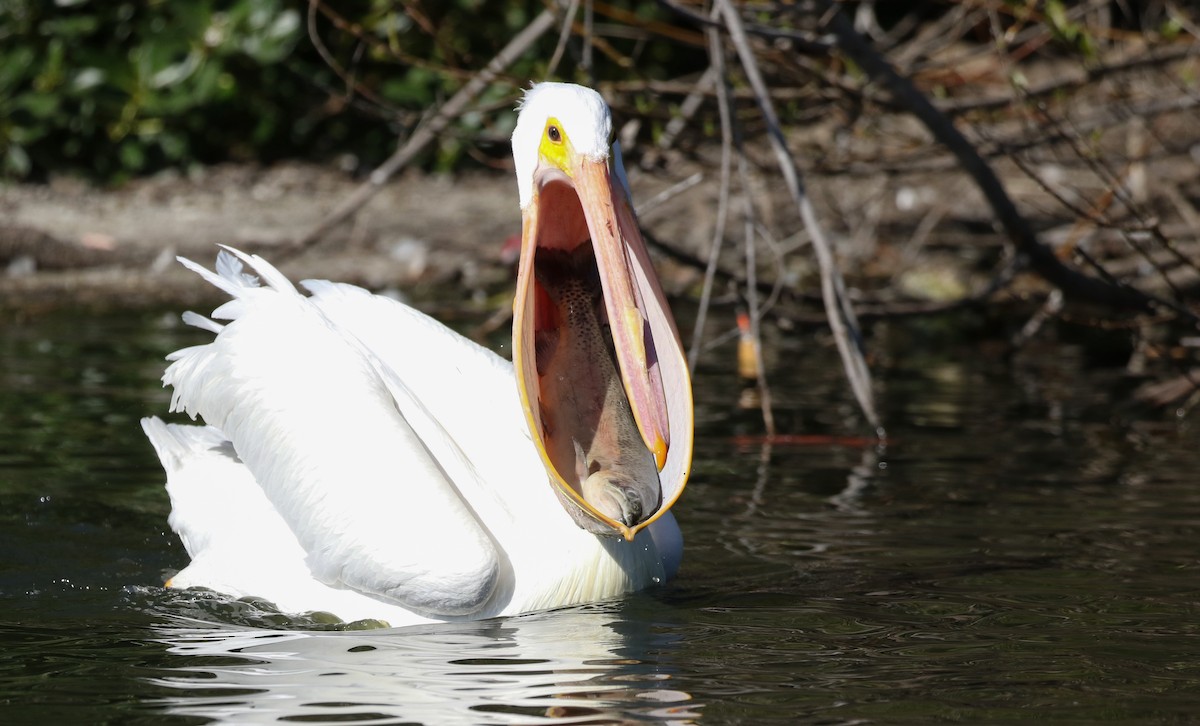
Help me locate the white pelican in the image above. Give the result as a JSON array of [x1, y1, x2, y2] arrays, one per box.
[[142, 82, 694, 627]]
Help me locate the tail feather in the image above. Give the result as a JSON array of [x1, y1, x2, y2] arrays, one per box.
[[141, 416, 229, 456], [177, 255, 254, 299], [175, 247, 296, 301], [218, 245, 297, 295], [181, 311, 223, 334], [167, 246, 302, 419], [215, 248, 261, 289]]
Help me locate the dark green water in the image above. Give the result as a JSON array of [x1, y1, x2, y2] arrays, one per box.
[[1, 306, 1197, 724]]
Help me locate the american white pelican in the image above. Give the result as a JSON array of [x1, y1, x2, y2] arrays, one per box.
[[142, 82, 694, 627]]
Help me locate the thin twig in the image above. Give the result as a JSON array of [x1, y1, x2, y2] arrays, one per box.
[[715, 0, 882, 432], [937, 42, 1200, 115], [819, 2, 1162, 318], [994, 97, 1200, 322], [583, 0, 594, 81], [740, 202, 777, 435], [547, 0, 581, 78], [308, 0, 475, 82], [294, 9, 558, 250], [1048, 108, 1200, 301], [656, 0, 835, 55], [640, 66, 717, 169], [752, 221, 791, 320], [305, 0, 395, 116], [688, 4, 733, 374], [635, 172, 704, 218], [1011, 288, 1065, 349]]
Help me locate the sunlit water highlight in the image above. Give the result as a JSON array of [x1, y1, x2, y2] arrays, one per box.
[[1, 307, 1197, 723]]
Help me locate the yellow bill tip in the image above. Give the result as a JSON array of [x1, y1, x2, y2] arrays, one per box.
[[652, 434, 667, 471]]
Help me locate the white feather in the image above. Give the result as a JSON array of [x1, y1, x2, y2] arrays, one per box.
[[511, 82, 613, 208], [147, 250, 679, 627], [180, 311, 223, 334]]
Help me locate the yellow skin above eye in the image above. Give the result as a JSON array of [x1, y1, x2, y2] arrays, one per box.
[[539, 117, 573, 173]]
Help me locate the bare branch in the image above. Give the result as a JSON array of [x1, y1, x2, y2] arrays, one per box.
[[715, 0, 882, 432], [819, 2, 1172, 319], [688, 7, 733, 374], [546, 0, 581, 78], [294, 10, 558, 251]]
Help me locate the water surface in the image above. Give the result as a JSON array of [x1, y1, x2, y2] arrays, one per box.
[[1, 306, 1196, 723]]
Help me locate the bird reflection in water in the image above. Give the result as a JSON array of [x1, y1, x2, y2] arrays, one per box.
[[148, 604, 699, 725]]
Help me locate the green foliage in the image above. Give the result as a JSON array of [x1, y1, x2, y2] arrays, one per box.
[[1043, 0, 1098, 57], [297, 0, 704, 173], [0, 1, 1158, 183], [0, 0, 701, 182], [0, 0, 309, 181]]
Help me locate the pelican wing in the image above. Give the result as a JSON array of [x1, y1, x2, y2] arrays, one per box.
[[163, 249, 500, 617], [302, 278, 540, 515], [141, 418, 314, 595]]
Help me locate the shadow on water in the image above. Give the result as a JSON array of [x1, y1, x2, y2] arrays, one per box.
[[0, 305, 1197, 723]]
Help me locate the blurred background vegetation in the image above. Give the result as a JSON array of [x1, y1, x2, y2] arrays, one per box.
[[0, 0, 707, 183], [1, 0, 1196, 414], [7, 1, 1188, 183]]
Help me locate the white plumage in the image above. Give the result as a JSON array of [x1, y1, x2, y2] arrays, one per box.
[[143, 83, 690, 627], [144, 250, 681, 626], [512, 82, 612, 208]]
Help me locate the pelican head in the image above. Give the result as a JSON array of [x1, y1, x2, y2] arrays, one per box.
[[511, 82, 693, 541]]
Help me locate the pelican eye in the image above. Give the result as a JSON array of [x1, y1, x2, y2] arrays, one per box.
[[539, 119, 570, 170]]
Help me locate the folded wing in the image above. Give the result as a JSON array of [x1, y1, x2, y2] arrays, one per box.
[[162, 248, 500, 617]]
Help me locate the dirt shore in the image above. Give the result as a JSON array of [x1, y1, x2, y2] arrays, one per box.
[[0, 164, 518, 314], [0, 157, 752, 318], [2, 117, 1196, 321], [0, 153, 1005, 318]]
